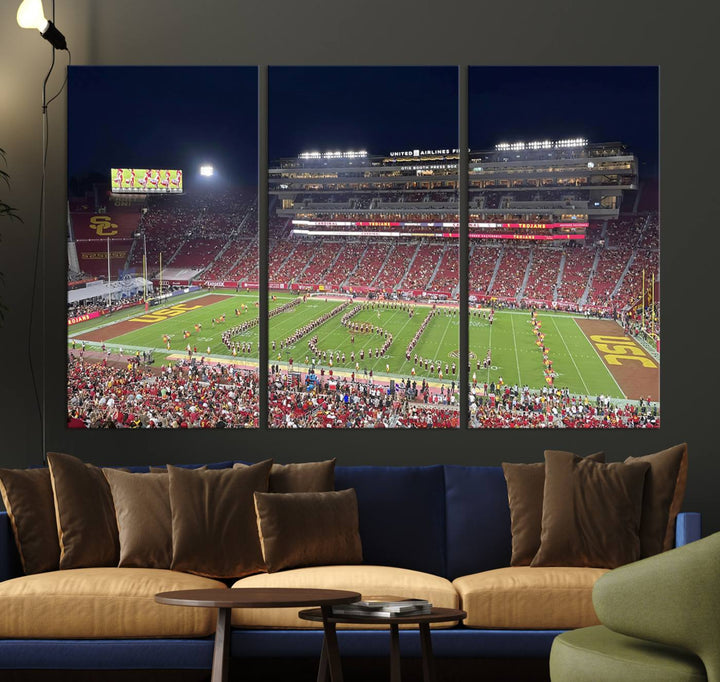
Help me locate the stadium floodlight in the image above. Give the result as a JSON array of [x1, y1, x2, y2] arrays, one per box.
[[199, 164, 214, 177], [17, 0, 67, 49]]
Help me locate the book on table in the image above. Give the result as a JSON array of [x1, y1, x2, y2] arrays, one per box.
[[331, 596, 432, 618]]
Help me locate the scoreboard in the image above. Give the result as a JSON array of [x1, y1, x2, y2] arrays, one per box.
[[111, 168, 183, 193]]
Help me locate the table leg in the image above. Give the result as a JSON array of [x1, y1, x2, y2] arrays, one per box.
[[389, 623, 402, 682], [419, 623, 437, 682], [320, 606, 344, 682], [316, 635, 330, 682], [211, 607, 231, 682]]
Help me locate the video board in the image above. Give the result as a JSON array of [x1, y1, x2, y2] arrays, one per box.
[[110, 168, 183, 193]]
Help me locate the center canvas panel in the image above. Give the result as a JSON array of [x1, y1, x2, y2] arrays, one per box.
[[268, 66, 459, 428]]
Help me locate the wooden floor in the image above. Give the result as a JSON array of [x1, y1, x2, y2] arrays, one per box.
[[2, 657, 551, 682]]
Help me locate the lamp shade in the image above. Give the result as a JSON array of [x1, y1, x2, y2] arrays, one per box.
[[16, 0, 49, 32]]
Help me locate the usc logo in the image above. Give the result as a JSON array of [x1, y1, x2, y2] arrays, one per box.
[[589, 335, 657, 368], [89, 215, 119, 237]]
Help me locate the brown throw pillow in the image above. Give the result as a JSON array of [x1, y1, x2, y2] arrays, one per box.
[[502, 451, 605, 566], [0, 468, 60, 574], [234, 459, 336, 493], [531, 451, 650, 569], [625, 443, 688, 557], [168, 459, 273, 579], [254, 489, 362, 573], [47, 452, 120, 569], [103, 469, 173, 569]]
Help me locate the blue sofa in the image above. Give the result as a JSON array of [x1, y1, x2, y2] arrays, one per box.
[[0, 464, 702, 672]]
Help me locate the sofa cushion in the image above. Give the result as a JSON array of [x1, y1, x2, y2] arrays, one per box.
[[47, 452, 121, 569], [625, 443, 688, 557], [531, 452, 650, 569], [168, 460, 272, 579], [453, 567, 608, 629], [254, 489, 362, 572], [502, 452, 605, 567], [0, 467, 59, 574], [334, 465, 446, 576], [0, 568, 227, 638], [444, 466, 511, 580], [103, 469, 173, 569], [231, 565, 458, 629]]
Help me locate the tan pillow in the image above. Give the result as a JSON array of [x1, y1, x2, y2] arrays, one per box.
[[0, 468, 59, 574], [531, 451, 650, 569], [47, 452, 120, 569], [103, 469, 173, 569], [625, 443, 688, 556], [168, 460, 273, 579], [234, 459, 336, 493], [254, 489, 363, 573], [502, 451, 605, 566]]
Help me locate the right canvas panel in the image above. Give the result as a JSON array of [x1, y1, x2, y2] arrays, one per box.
[[468, 66, 659, 429]]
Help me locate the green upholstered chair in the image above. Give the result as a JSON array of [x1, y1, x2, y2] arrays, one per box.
[[550, 531, 720, 682]]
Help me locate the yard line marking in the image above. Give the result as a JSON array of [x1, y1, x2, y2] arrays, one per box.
[[549, 316, 594, 396], [510, 314, 522, 386]]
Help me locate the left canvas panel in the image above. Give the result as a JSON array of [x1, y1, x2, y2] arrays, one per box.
[[67, 66, 259, 428]]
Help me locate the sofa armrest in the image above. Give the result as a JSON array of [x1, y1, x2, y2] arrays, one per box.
[[592, 531, 720, 682], [0, 511, 23, 582], [675, 511, 701, 547]]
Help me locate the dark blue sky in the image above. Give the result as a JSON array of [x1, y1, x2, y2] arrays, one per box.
[[268, 66, 459, 159], [68, 65, 658, 187], [68, 66, 258, 186], [469, 66, 658, 176]]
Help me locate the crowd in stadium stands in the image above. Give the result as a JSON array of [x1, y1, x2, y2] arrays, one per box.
[[201, 238, 254, 282], [489, 247, 532, 300], [523, 247, 563, 302], [555, 247, 596, 305], [373, 243, 417, 290], [297, 243, 339, 285], [469, 384, 659, 429], [403, 244, 444, 289], [268, 369, 459, 429], [67, 355, 259, 428], [68, 294, 144, 319], [344, 243, 388, 287], [67, 354, 462, 429], [322, 242, 367, 288]]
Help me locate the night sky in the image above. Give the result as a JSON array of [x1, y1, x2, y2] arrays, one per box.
[[68, 65, 658, 189], [68, 66, 258, 187], [469, 66, 658, 177]]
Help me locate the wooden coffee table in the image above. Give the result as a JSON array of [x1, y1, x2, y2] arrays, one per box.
[[155, 587, 360, 682], [299, 606, 467, 682]]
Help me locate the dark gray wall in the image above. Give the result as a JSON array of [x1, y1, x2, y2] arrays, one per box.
[[1, 1, 718, 533]]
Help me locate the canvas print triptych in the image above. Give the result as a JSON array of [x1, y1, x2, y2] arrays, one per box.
[[66, 66, 659, 429]]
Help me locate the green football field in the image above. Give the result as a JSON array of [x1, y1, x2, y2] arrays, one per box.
[[69, 291, 626, 398]]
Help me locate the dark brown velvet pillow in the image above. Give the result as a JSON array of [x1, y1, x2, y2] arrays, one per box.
[[103, 469, 173, 569], [625, 443, 688, 557], [502, 451, 605, 566], [47, 452, 120, 569], [168, 459, 272, 579], [531, 451, 650, 569], [0, 467, 60, 574], [234, 459, 336, 493], [254, 489, 363, 573]]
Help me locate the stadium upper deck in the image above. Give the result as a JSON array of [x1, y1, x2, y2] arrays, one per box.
[[268, 139, 638, 237]]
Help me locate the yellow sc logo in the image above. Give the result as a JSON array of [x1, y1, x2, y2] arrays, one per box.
[[89, 215, 119, 237]]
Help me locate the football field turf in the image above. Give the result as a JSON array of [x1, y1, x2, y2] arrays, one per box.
[[69, 291, 632, 399]]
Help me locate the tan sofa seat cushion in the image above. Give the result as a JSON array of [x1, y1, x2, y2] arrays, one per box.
[[231, 565, 458, 629], [0, 568, 228, 638], [453, 567, 609, 629]]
